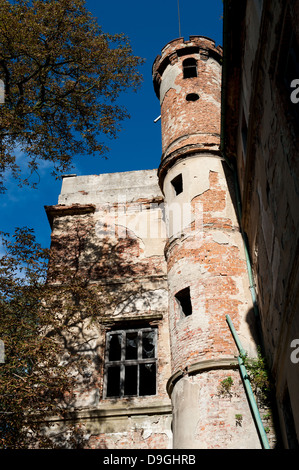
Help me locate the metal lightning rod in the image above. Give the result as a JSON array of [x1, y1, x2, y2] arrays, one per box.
[[177, 0, 181, 37]]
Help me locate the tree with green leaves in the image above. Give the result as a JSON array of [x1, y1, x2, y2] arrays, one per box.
[[0, 226, 98, 448], [0, 227, 62, 448], [0, 0, 143, 191], [0, 0, 144, 448], [0, 219, 142, 448]]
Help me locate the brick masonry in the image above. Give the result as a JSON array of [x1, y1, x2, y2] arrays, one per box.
[[42, 34, 277, 449], [44, 170, 173, 449], [154, 37, 263, 448]]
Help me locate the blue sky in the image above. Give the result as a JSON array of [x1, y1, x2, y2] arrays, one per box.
[[1, 0, 223, 249]]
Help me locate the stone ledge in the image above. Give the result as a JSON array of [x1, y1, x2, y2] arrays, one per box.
[[45, 203, 96, 228], [41, 403, 172, 424], [101, 313, 164, 325], [157, 147, 222, 191], [166, 357, 239, 396]]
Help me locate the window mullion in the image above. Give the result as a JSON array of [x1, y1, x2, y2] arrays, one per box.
[[120, 331, 126, 397], [137, 330, 142, 396], [119, 364, 124, 398], [105, 327, 157, 399]]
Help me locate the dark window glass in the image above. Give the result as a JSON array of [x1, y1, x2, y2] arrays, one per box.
[[106, 366, 120, 397], [183, 58, 197, 79], [125, 331, 138, 360], [105, 328, 157, 398], [124, 365, 138, 396], [108, 334, 121, 361], [142, 330, 155, 358], [139, 363, 156, 396]]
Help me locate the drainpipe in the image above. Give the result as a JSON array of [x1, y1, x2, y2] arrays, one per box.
[[226, 315, 270, 449]]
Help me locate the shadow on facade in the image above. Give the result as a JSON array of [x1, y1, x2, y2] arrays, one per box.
[[42, 215, 158, 448]]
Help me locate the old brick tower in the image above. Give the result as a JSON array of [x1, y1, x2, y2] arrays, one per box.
[[152, 36, 262, 448], [43, 35, 276, 449]]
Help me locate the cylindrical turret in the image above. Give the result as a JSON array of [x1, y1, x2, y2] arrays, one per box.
[[153, 36, 222, 188], [153, 37, 262, 449]]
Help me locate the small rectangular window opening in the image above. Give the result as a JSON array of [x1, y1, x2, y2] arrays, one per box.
[[171, 173, 183, 195], [175, 287, 192, 317], [183, 58, 197, 79]]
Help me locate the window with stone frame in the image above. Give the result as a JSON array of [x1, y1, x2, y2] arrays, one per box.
[[103, 327, 157, 398]]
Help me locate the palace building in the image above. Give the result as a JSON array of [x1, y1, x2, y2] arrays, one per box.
[[43, 0, 299, 449]]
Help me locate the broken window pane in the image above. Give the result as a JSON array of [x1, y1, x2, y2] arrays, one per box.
[[124, 365, 138, 396], [105, 328, 157, 398], [106, 366, 120, 397], [108, 334, 122, 361], [142, 330, 155, 358], [125, 331, 138, 360], [139, 363, 156, 396]]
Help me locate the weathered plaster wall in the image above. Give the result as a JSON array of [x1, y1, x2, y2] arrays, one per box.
[[171, 369, 261, 449], [165, 156, 257, 374], [44, 169, 172, 449], [153, 36, 262, 449]]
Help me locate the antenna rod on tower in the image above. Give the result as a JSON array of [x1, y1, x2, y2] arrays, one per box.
[[177, 0, 181, 37]]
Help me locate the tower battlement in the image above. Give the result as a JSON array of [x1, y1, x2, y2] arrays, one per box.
[[153, 36, 223, 190], [152, 36, 223, 99]]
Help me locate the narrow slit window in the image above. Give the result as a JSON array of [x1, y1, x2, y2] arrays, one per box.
[[183, 58, 197, 79], [171, 173, 183, 195], [104, 327, 157, 398], [175, 287, 192, 317]]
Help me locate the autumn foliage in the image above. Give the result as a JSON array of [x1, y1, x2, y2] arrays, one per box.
[[0, 0, 143, 191]]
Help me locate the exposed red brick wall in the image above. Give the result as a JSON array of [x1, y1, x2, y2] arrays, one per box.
[[153, 36, 222, 162], [166, 165, 249, 374]]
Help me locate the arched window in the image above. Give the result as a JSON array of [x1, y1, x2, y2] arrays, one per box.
[[182, 58, 197, 79]]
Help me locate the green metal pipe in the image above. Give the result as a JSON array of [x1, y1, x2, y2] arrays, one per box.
[[226, 314, 270, 449]]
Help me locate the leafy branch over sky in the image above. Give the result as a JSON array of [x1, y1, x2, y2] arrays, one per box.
[[0, 0, 145, 448], [0, 0, 144, 191]]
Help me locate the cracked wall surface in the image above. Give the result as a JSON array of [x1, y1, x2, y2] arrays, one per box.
[[44, 169, 172, 449]]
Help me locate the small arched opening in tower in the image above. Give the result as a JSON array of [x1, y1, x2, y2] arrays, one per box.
[[182, 58, 197, 79], [175, 287, 192, 317]]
